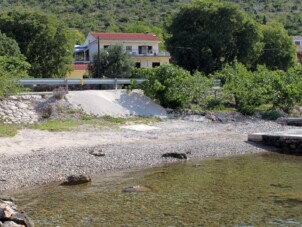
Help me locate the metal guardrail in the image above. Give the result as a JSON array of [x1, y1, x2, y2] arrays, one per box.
[[19, 78, 148, 90], [19, 78, 220, 92]]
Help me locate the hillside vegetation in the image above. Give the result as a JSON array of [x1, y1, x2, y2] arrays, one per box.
[[1, 0, 302, 37]]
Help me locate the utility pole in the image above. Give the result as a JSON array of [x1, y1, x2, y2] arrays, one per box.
[[97, 37, 101, 78]]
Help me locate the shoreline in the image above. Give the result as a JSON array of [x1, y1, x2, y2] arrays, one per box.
[[0, 119, 295, 194]]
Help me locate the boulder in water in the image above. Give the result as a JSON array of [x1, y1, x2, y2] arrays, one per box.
[[122, 185, 151, 193], [61, 174, 91, 186], [162, 152, 187, 160]]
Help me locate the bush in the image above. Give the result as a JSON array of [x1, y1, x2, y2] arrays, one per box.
[[53, 87, 66, 100], [262, 110, 284, 120], [137, 64, 195, 109]]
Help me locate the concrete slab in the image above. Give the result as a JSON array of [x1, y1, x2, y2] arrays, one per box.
[[248, 129, 302, 154], [248, 129, 302, 142], [121, 124, 160, 131]]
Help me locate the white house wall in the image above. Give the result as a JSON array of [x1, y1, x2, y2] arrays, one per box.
[[88, 41, 160, 61]]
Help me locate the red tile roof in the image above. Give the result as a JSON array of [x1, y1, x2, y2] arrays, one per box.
[[73, 64, 89, 70], [90, 32, 161, 41]]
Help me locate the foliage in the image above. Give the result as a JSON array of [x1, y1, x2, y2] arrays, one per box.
[[165, 0, 263, 74], [216, 62, 268, 115], [133, 65, 194, 108], [0, 32, 22, 57], [0, 56, 30, 98], [89, 45, 134, 78], [270, 66, 302, 112], [217, 63, 302, 115], [262, 110, 284, 120], [257, 22, 297, 71], [1, 0, 302, 36], [190, 72, 216, 108], [0, 11, 74, 78]]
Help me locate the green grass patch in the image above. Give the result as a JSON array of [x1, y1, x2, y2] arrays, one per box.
[[102, 115, 126, 124], [0, 124, 20, 137], [27, 116, 161, 132], [29, 120, 84, 132]]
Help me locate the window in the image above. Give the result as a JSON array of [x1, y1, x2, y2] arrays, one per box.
[[104, 45, 110, 49], [139, 46, 153, 55], [152, 62, 160, 68], [135, 62, 141, 68]]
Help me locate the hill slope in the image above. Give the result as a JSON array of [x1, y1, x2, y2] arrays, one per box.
[[1, 0, 301, 35]]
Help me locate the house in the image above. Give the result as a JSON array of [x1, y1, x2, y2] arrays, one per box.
[[293, 36, 302, 62], [68, 32, 170, 78]]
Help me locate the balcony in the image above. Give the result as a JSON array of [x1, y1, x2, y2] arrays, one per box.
[[128, 49, 170, 57]]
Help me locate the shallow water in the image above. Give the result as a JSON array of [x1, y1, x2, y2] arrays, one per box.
[[13, 153, 302, 226]]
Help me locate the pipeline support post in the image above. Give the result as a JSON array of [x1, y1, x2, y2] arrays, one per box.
[[65, 79, 69, 93], [115, 78, 118, 90]]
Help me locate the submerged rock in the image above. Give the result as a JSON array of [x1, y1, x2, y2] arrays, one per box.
[[61, 174, 91, 186], [122, 185, 151, 193], [162, 152, 187, 160]]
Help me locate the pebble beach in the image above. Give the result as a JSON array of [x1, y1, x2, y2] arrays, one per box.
[[0, 119, 296, 194]]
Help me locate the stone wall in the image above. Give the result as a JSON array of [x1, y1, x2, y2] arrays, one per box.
[[0, 96, 40, 124], [262, 135, 302, 154]]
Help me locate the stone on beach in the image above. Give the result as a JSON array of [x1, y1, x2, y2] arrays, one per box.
[[162, 152, 187, 160], [61, 174, 91, 186], [0, 199, 34, 227], [89, 148, 105, 157]]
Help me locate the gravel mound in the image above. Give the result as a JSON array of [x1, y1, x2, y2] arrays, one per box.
[[65, 90, 167, 117]]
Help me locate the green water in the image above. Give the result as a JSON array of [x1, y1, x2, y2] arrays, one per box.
[[13, 153, 302, 226]]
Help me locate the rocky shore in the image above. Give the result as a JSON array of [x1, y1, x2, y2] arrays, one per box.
[[0, 119, 296, 194]]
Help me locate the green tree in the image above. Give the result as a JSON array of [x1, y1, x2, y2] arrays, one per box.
[[216, 62, 267, 115], [0, 11, 74, 78], [0, 32, 21, 57], [89, 45, 134, 78], [257, 22, 297, 71], [165, 0, 263, 73]]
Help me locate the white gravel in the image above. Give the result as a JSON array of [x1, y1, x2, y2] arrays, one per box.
[[0, 119, 297, 193]]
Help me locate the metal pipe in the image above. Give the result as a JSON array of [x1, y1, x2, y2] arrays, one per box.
[[19, 78, 148, 86]]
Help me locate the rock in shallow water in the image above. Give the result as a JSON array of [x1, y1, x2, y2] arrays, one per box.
[[122, 185, 151, 193], [162, 152, 187, 160], [61, 174, 91, 186]]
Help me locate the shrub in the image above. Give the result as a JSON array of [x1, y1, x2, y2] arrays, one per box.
[[262, 110, 284, 120], [53, 87, 66, 100], [140, 64, 194, 109]]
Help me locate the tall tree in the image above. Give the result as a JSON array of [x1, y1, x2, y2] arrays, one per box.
[[257, 22, 297, 71], [89, 45, 133, 78], [165, 0, 263, 73], [0, 11, 74, 78]]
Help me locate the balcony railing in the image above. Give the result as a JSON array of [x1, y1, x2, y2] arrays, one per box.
[[127, 50, 170, 57]]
